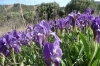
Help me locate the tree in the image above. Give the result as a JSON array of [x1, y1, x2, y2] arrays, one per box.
[[65, 0, 94, 14], [58, 8, 65, 18], [36, 2, 60, 21], [23, 11, 35, 23]]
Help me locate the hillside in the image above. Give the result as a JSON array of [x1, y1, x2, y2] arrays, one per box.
[[0, 3, 38, 14], [95, 1, 100, 5]]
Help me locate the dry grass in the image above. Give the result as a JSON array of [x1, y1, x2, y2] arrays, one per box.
[[0, 26, 12, 36], [0, 25, 27, 36]]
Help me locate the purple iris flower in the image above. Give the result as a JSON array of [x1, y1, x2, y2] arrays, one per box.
[[33, 20, 60, 47], [49, 20, 55, 29], [97, 29, 100, 43], [23, 26, 36, 45], [91, 16, 100, 43], [33, 20, 51, 47], [26, 26, 33, 33], [0, 37, 10, 56], [49, 20, 58, 32], [67, 10, 81, 30], [2, 30, 21, 53], [0, 27, 35, 56], [85, 7, 91, 14], [76, 14, 88, 31], [43, 40, 63, 66], [25, 32, 33, 44], [56, 18, 67, 32], [76, 8, 95, 32]]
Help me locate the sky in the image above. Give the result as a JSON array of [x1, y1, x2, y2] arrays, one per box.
[[0, 0, 100, 7]]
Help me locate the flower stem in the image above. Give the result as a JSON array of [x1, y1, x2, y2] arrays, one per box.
[[88, 39, 98, 66], [0, 53, 5, 66], [11, 48, 17, 66]]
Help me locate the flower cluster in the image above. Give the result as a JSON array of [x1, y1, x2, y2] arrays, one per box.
[[1, 7, 100, 66], [0, 29, 32, 56], [0, 20, 63, 66], [32, 20, 63, 65], [48, 8, 95, 33]]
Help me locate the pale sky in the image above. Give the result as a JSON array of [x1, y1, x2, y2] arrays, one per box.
[[0, 0, 100, 7]]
